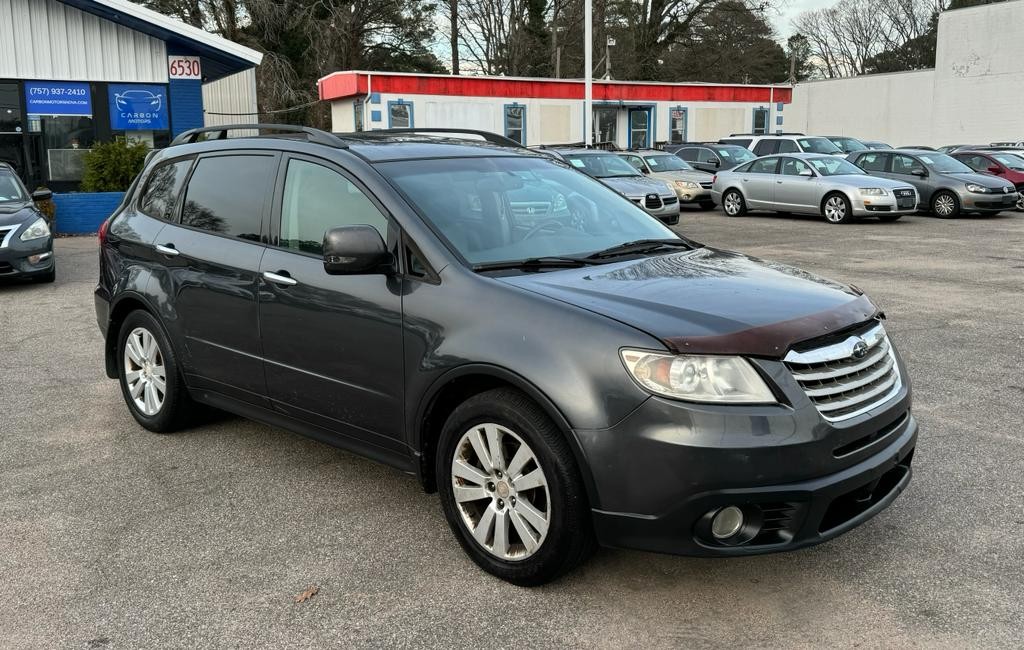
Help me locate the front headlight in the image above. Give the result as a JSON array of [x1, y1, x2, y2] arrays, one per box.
[[966, 183, 991, 193], [19, 217, 51, 242], [858, 188, 888, 196], [674, 180, 700, 190], [620, 349, 776, 404]]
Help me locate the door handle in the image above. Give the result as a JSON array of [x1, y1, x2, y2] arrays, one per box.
[[155, 243, 179, 257], [263, 270, 298, 287], [776, 180, 784, 184]]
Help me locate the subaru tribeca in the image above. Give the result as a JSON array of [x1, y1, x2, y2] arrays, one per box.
[[95, 125, 917, 586]]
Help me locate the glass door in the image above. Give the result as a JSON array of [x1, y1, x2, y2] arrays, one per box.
[[593, 107, 618, 146], [629, 108, 650, 148]]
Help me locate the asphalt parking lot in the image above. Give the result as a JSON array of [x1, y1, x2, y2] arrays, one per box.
[[2, 209, 1023, 649]]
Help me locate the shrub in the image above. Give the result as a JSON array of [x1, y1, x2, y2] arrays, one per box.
[[80, 139, 150, 192]]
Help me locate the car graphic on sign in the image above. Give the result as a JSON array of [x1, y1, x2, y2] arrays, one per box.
[[114, 90, 162, 114]]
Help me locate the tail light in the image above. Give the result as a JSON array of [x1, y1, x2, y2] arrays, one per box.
[[98, 216, 111, 245]]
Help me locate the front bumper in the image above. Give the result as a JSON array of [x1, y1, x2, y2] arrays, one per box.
[[960, 191, 1018, 212], [673, 187, 713, 204], [850, 194, 917, 217], [576, 365, 916, 557], [0, 236, 54, 278]]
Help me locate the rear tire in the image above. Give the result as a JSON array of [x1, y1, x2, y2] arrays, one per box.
[[878, 214, 903, 222], [436, 388, 595, 586], [722, 190, 746, 216], [822, 193, 856, 224], [931, 191, 960, 218], [116, 310, 194, 433]]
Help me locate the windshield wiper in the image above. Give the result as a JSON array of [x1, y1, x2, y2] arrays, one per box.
[[585, 238, 696, 260], [472, 256, 602, 272]]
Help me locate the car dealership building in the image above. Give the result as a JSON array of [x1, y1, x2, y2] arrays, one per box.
[[0, 0, 261, 195], [319, 71, 793, 149]]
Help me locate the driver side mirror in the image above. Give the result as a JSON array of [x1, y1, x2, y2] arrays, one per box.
[[712, 159, 721, 168], [323, 225, 392, 275], [988, 165, 1004, 175], [32, 188, 53, 201], [911, 169, 928, 178], [799, 168, 814, 177]]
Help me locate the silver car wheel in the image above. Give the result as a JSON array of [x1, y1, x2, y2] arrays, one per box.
[[934, 194, 956, 217], [451, 423, 551, 561], [1017, 193, 1023, 211], [723, 192, 742, 215], [124, 327, 166, 416], [824, 196, 847, 223]]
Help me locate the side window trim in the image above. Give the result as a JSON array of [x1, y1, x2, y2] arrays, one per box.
[[176, 150, 280, 243], [269, 152, 402, 270]]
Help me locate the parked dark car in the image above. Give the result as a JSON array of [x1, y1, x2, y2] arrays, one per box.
[[0, 163, 55, 283], [849, 149, 1017, 217], [666, 143, 757, 174], [862, 141, 893, 150], [95, 125, 917, 586], [952, 150, 1024, 211], [825, 136, 870, 154]]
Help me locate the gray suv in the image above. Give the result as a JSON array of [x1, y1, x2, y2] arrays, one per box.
[[849, 149, 1017, 217], [95, 125, 916, 586]]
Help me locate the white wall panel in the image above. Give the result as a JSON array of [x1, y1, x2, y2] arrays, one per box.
[[202, 68, 258, 127], [0, 0, 167, 82]]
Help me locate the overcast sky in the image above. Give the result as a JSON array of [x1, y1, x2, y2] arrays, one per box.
[[772, 0, 823, 38]]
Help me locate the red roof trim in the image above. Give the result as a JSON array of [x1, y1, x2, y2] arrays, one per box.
[[319, 72, 792, 104]]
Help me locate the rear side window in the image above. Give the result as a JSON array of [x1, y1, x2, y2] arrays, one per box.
[[777, 140, 799, 154], [139, 159, 192, 221], [857, 153, 889, 172], [753, 140, 777, 156], [722, 138, 752, 149], [181, 154, 277, 241], [279, 159, 389, 255], [677, 147, 697, 161]]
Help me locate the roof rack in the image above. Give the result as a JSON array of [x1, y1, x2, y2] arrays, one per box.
[[532, 141, 620, 151], [727, 132, 806, 137], [170, 123, 348, 148], [361, 128, 526, 149]]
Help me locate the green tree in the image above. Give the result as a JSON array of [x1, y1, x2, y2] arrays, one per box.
[[81, 140, 149, 192]]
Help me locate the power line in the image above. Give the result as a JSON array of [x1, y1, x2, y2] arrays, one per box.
[[204, 98, 321, 116]]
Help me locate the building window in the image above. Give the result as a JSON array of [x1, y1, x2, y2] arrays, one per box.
[[593, 107, 617, 145], [504, 104, 525, 144], [354, 100, 364, 132], [388, 101, 413, 128], [752, 107, 769, 135], [669, 107, 687, 144]]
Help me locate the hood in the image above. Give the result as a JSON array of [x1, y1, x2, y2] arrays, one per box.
[[0, 201, 38, 228], [946, 171, 1016, 191], [651, 170, 713, 184], [498, 247, 878, 359], [601, 175, 675, 198]]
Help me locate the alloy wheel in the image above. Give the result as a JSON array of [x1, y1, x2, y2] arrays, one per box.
[[1017, 193, 1023, 211], [934, 194, 956, 217], [824, 196, 847, 222], [451, 423, 551, 561], [124, 327, 166, 416], [724, 193, 741, 215]]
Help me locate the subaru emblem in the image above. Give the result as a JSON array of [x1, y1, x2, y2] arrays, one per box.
[[647, 193, 658, 201]]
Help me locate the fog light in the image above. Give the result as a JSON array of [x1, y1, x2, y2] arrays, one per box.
[[681, 193, 692, 201], [711, 506, 744, 540], [28, 252, 52, 264]]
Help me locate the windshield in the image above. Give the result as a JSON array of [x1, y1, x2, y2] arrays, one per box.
[[992, 153, 1024, 171], [798, 138, 843, 154], [563, 153, 640, 178], [0, 170, 29, 203], [831, 137, 868, 152], [918, 154, 974, 173], [378, 156, 677, 266], [643, 155, 693, 172], [807, 157, 866, 176], [718, 146, 756, 164]]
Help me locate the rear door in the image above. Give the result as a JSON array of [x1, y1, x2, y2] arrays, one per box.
[[258, 154, 405, 449], [156, 151, 278, 406], [740, 157, 781, 208], [752, 139, 779, 156]]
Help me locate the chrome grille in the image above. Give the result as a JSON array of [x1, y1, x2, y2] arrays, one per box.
[[0, 226, 17, 248], [784, 323, 901, 422], [700, 181, 713, 190], [663, 196, 678, 206]]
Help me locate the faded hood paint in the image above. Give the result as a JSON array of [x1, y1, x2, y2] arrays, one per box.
[[497, 247, 878, 359], [601, 175, 676, 199]]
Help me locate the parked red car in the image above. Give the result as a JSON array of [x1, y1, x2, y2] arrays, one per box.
[[952, 150, 1024, 210]]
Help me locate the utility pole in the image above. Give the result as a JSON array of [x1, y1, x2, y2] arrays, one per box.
[[584, 0, 592, 146], [788, 48, 797, 84], [450, 0, 459, 75], [604, 36, 615, 79]]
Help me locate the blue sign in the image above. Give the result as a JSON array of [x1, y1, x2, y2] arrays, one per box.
[[108, 84, 169, 130], [25, 81, 93, 116]]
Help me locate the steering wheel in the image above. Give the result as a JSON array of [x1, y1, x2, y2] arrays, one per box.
[[522, 218, 566, 240]]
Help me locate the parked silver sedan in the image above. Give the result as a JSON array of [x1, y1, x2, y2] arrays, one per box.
[[711, 153, 919, 224]]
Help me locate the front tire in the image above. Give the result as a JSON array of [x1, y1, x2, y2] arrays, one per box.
[[116, 310, 194, 433], [932, 191, 960, 218], [33, 264, 56, 283], [722, 190, 746, 216], [436, 388, 594, 586], [822, 193, 856, 224]]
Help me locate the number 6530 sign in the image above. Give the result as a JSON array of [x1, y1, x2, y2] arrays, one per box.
[[168, 56, 201, 80]]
